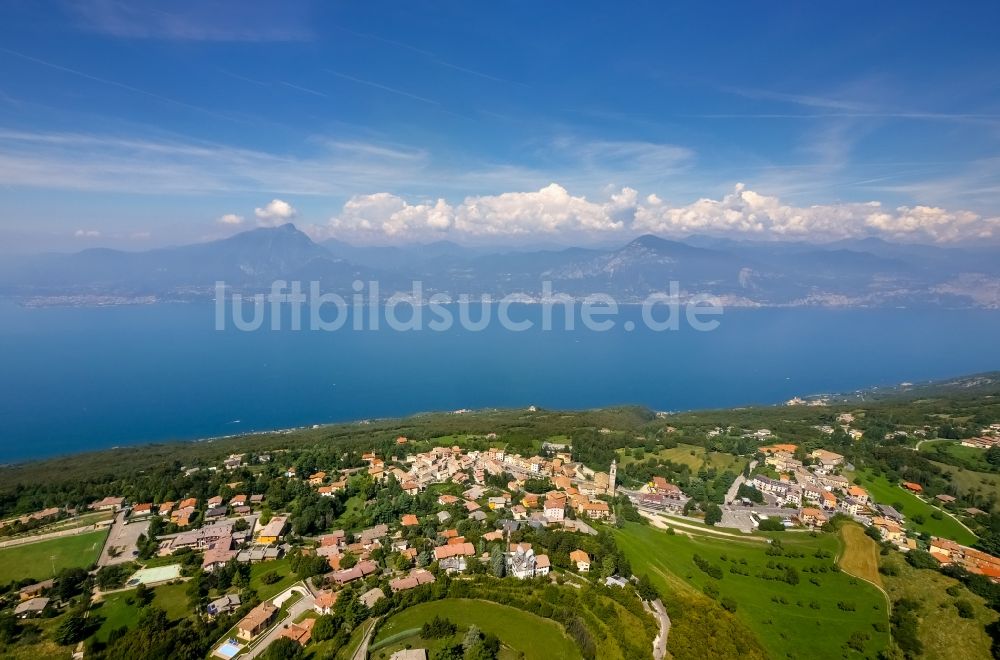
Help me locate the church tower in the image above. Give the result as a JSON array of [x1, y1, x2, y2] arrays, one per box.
[[609, 459, 617, 496]]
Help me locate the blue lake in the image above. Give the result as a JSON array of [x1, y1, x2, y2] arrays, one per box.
[[2, 300, 1000, 462]]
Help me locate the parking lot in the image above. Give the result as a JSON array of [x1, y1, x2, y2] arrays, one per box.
[[98, 511, 150, 566]]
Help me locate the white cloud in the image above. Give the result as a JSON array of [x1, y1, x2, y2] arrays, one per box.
[[74, 229, 101, 238], [254, 199, 297, 226], [324, 184, 632, 243], [217, 213, 245, 226], [319, 182, 1000, 245], [633, 183, 1000, 243], [454, 184, 625, 236]]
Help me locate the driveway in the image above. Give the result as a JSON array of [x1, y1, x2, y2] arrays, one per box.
[[242, 587, 316, 659]]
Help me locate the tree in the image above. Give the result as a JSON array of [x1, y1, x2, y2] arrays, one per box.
[[0, 613, 19, 645], [96, 564, 133, 590], [986, 445, 1000, 466], [736, 484, 764, 504], [261, 637, 304, 660], [422, 616, 457, 639], [259, 570, 281, 585], [312, 615, 338, 642], [636, 573, 659, 601], [135, 583, 153, 606], [704, 504, 723, 526], [954, 599, 974, 618], [905, 550, 940, 570], [463, 625, 482, 649], [56, 567, 89, 601], [53, 612, 87, 645], [489, 546, 506, 577]]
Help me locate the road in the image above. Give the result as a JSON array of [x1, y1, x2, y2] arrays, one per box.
[[724, 460, 757, 504], [352, 617, 380, 660], [643, 599, 670, 660]]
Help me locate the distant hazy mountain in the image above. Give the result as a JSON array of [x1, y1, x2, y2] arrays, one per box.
[[2, 224, 999, 308], [0, 224, 372, 298]]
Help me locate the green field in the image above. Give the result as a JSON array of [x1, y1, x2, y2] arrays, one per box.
[[619, 442, 748, 473], [92, 581, 189, 641], [152, 581, 190, 619], [249, 558, 298, 599], [919, 440, 997, 472], [838, 524, 883, 587], [881, 557, 998, 660], [0, 529, 107, 583], [931, 461, 1000, 513], [92, 592, 139, 641], [372, 599, 580, 660], [616, 523, 889, 660], [850, 469, 978, 545], [331, 494, 367, 530]]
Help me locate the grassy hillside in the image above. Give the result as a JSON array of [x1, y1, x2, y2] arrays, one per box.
[[850, 469, 978, 545], [616, 523, 889, 660], [932, 462, 1000, 513], [838, 523, 883, 587], [920, 440, 997, 473], [880, 557, 998, 659], [372, 599, 580, 660]]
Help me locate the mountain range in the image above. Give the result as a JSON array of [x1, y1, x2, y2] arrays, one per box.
[[2, 223, 1000, 308]]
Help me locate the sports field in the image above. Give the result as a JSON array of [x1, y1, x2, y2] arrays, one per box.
[[0, 528, 106, 583]]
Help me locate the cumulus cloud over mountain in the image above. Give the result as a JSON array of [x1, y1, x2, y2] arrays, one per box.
[[318, 183, 1000, 245]]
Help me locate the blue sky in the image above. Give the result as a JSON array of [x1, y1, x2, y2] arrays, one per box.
[[2, 1, 1000, 250]]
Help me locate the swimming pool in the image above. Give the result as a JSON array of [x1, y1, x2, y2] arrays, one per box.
[[215, 640, 242, 659]]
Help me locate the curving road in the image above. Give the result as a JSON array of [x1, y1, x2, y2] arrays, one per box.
[[644, 599, 670, 660]]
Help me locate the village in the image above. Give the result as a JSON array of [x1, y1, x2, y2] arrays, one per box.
[[5, 412, 1000, 660], [628, 412, 1000, 583], [8, 437, 632, 659]]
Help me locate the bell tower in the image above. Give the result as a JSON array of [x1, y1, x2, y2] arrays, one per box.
[[609, 459, 617, 495]]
